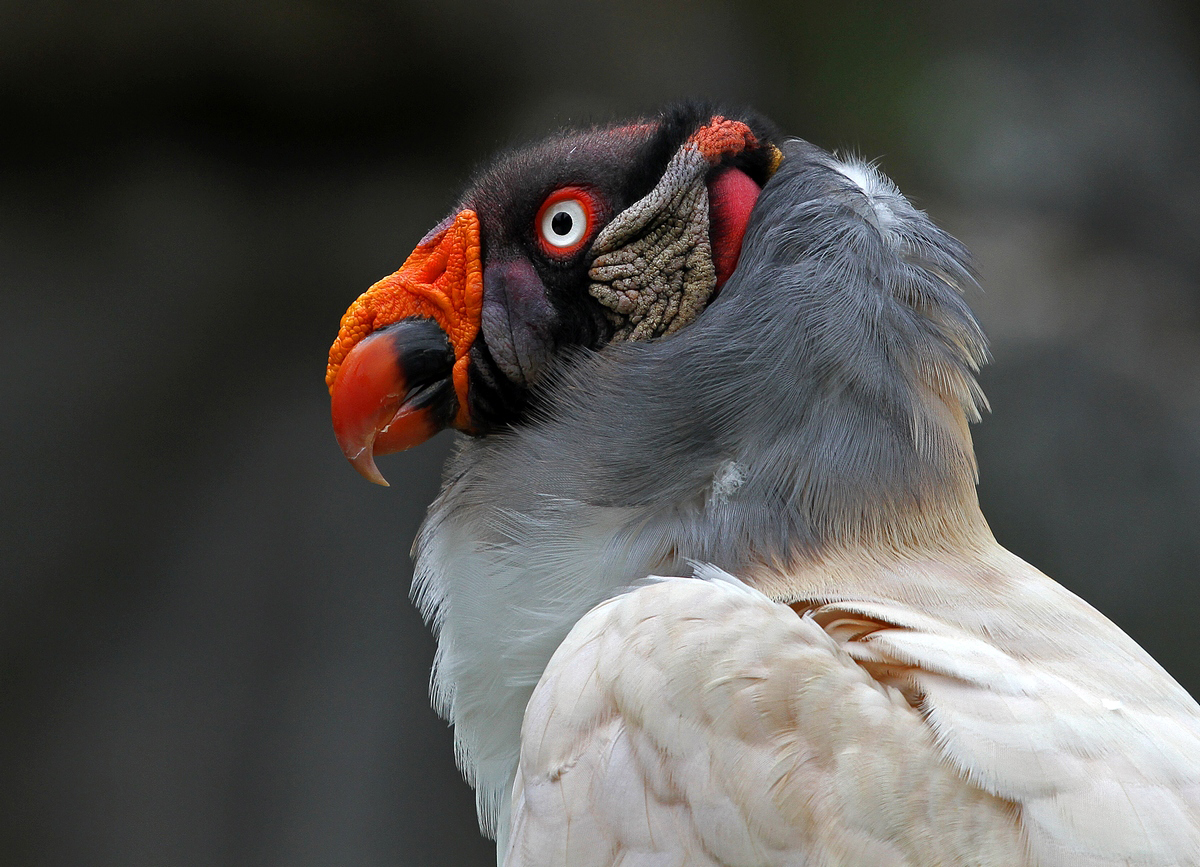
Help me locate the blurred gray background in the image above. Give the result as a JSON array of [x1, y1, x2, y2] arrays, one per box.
[[3, 1, 1198, 864]]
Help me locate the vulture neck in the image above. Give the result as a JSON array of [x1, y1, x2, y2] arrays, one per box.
[[512, 139, 994, 569], [412, 140, 993, 851]]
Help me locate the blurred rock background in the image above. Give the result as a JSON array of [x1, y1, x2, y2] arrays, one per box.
[[2, 0, 1197, 864]]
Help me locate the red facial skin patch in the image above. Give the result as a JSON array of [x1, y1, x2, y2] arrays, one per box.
[[326, 209, 483, 430], [707, 167, 762, 289]]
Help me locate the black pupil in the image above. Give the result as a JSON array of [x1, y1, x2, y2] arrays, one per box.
[[551, 210, 573, 236]]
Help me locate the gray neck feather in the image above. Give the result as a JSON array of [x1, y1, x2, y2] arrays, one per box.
[[411, 139, 991, 851]]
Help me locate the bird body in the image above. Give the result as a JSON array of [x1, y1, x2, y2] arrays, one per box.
[[326, 106, 1200, 865]]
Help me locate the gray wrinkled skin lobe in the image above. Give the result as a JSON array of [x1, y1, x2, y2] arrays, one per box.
[[411, 139, 990, 843], [588, 141, 718, 341]]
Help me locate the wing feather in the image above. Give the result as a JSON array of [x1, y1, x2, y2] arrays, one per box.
[[505, 576, 1030, 866], [508, 572, 1200, 866], [811, 599, 1200, 865]]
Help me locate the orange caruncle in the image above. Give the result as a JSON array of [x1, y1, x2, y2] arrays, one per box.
[[326, 209, 483, 430]]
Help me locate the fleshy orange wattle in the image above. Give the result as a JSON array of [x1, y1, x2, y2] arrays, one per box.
[[327, 209, 483, 431]]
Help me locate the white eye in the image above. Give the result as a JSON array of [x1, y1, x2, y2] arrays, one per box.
[[539, 198, 588, 249]]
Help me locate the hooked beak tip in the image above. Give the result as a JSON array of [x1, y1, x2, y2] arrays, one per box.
[[346, 441, 391, 487], [332, 398, 392, 486], [329, 319, 456, 486]]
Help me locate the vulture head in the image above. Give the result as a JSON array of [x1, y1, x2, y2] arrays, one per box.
[[327, 104, 782, 485]]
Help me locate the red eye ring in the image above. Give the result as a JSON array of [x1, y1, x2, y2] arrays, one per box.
[[535, 186, 601, 258]]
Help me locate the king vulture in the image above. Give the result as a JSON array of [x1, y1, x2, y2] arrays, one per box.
[[325, 104, 1200, 866]]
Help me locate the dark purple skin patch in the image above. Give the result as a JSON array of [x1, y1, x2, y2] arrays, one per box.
[[480, 258, 558, 386]]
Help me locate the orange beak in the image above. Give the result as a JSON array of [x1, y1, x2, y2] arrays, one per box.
[[326, 209, 484, 485]]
